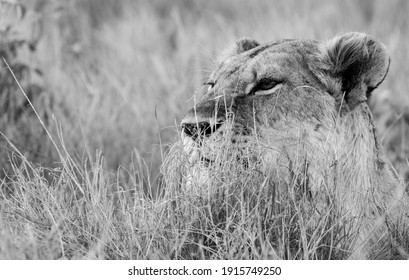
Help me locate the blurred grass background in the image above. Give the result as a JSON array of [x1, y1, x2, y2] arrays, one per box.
[[1, 0, 408, 189]]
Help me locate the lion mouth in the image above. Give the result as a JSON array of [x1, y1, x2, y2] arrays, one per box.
[[182, 133, 256, 169], [200, 156, 214, 167]]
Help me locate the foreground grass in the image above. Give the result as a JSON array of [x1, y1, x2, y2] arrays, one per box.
[[1, 128, 408, 259]]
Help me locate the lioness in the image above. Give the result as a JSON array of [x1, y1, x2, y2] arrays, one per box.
[[179, 32, 408, 258]]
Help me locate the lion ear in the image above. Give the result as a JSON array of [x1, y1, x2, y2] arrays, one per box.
[[218, 38, 260, 62], [320, 32, 390, 107]]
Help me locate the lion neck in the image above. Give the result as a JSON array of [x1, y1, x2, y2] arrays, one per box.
[[336, 104, 382, 191], [300, 102, 403, 218], [263, 103, 393, 195], [335, 103, 403, 205]]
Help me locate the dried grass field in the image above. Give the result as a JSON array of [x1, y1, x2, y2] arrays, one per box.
[[0, 0, 408, 259]]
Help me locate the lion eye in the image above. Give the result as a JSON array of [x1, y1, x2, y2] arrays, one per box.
[[251, 78, 283, 96], [204, 82, 215, 92]]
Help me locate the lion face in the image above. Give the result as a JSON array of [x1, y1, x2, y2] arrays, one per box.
[[180, 33, 390, 190]]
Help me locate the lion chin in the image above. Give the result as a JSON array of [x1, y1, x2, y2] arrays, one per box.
[[181, 129, 256, 193]]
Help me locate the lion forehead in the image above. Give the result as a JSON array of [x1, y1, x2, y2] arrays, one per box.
[[211, 39, 322, 87]]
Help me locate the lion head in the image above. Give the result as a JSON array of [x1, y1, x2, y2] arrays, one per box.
[[180, 32, 399, 195]]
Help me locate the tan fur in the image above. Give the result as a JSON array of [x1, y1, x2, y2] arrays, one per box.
[[179, 33, 408, 258]]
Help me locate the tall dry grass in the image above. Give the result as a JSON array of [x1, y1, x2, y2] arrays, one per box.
[[0, 0, 408, 259]]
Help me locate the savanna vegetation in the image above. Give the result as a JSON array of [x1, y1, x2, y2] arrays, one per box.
[[0, 0, 408, 259]]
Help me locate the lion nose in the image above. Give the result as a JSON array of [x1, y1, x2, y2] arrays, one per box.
[[181, 121, 223, 140]]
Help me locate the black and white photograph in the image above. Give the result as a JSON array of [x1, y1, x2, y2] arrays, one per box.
[[0, 0, 408, 275]]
